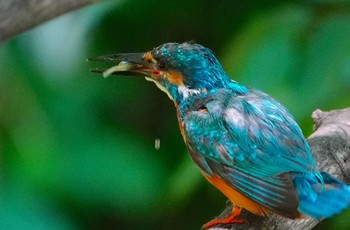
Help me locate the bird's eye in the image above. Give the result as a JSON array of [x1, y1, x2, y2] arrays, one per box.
[[157, 59, 167, 70]]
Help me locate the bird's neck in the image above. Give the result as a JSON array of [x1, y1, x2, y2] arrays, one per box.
[[175, 80, 248, 118], [176, 80, 247, 101]]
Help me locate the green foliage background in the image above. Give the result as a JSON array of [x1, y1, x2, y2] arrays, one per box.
[[1, 0, 350, 229]]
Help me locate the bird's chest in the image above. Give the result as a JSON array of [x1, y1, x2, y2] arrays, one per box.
[[175, 102, 212, 145], [176, 107, 187, 143]]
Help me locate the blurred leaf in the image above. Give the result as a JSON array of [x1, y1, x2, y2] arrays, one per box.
[[0, 183, 76, 230], [222, 5, 310, 89], [51, 131, 166, 217], [0, 64, 57, 189], [298, 13, 350, 113], [163, 154, 201, 209]]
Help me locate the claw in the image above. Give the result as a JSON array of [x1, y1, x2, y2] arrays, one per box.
[[202, 206, 247, 229]]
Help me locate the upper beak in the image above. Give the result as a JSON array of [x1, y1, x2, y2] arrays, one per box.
[[87, 53, 157, 78]]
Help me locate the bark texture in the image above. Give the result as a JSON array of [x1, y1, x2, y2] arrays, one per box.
[[0, 0, 98, 44]]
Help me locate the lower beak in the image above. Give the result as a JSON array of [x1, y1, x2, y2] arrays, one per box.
[[87, 53, 157, 78]]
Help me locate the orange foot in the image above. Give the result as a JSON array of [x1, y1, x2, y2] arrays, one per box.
[[202, 206, 247, 229]]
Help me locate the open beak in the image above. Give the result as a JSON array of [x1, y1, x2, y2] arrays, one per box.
[[87, 53, 159, 78]]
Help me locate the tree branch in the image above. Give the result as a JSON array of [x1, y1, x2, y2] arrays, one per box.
[[0, 0, 99, 45], [208, 108, 350, 230]]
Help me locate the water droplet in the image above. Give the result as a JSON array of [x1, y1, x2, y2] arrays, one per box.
[[155, 138, 160, 150]]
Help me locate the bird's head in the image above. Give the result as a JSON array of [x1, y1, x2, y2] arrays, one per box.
[[88, 42, 244, 103]]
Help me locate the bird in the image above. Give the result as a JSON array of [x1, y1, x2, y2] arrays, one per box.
[[88, 42, 350, 229]]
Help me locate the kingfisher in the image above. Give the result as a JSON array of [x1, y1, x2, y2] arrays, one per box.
[[88, 42, 350, 229]]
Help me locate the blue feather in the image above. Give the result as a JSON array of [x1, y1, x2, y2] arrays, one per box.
[[294, 172, 350, 219]]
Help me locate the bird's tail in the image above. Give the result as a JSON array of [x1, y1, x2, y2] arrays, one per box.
[[293, 172, 350, 219]]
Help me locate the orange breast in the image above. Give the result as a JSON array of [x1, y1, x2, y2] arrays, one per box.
[[204, 174, 269, 216]]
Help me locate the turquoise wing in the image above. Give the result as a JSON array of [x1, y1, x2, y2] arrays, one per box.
[[183, 89, 319, 217]]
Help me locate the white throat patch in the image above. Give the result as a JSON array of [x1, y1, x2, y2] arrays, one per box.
[[177, 85, 200, 99]]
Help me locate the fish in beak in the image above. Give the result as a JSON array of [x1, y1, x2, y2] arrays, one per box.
[[87, 52, 161, 78]]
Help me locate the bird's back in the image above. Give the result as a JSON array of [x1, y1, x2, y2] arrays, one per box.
[[177, 87, 319, 217]]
